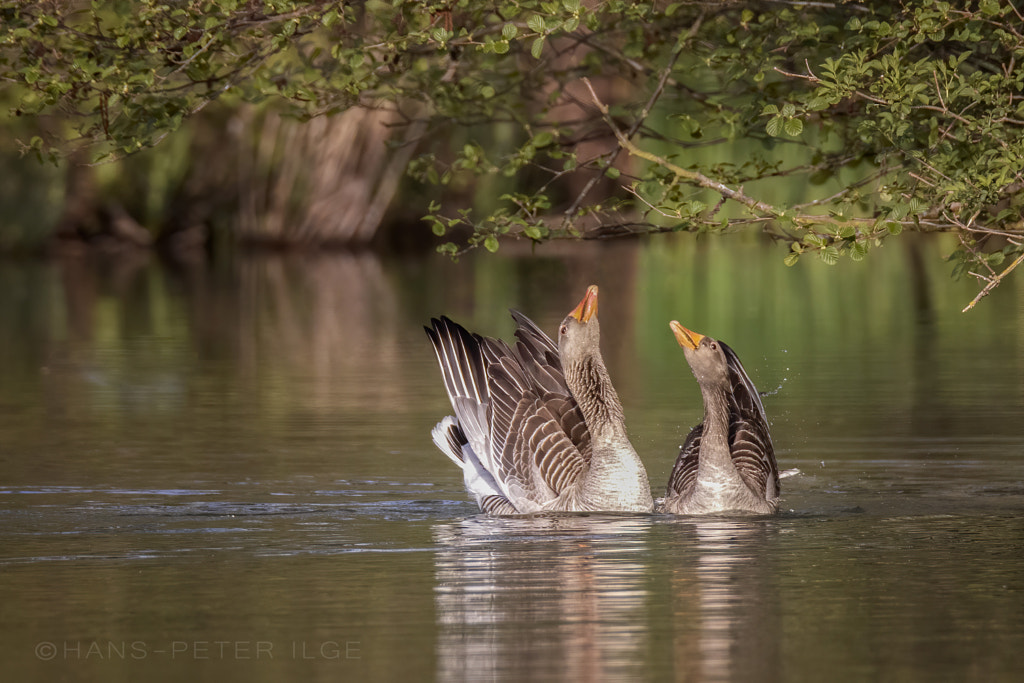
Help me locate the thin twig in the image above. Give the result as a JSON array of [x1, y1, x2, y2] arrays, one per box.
[[963, 251, 1024, 312], [584, 76, 777, 213], [560, 13, 703, 227]]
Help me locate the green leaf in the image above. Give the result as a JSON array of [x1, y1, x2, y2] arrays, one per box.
[[979, 0, 1001, 15], [528, 15, 546, 33], [766, 116, 784, 137], [849, 240, 869, 261], [531, 37, 545, 59], [532, 131, 555, 148], [604, 167, 621, 180], [784, 117, 803, 137], [502, 23, 518, 40], [908, 197, 927, 215], [807, 97, 833, 111], [784, 252, 800, 267], [484, 235, 500, 253]]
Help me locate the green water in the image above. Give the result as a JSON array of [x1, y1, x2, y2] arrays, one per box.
[[1, 238, 1023, 682]]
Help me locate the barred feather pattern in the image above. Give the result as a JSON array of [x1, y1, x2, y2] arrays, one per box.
[[562, 356, 624, 429], [663, 340, 779, 509], [425, 313, 593, 513]]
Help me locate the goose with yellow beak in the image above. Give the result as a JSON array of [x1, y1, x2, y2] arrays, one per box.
[[426, 286, 653, 514], [657, 321, 779, 515]]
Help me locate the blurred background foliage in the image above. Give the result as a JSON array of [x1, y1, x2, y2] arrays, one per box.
[[0, 1, 1022, 308]]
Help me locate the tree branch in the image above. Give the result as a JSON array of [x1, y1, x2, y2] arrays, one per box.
[[560, 13, 703, 228], [963, 251, 1024, 312]]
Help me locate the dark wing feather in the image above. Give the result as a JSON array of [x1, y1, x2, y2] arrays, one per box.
[[542, 395, 591, 464], [487, 353, 535, 480], [489, 389, 588, 505], [480, 495, 519, 515], [437, 418, 466, 464], [722, 342, 779, 499], [523, 402, 587, 494], [729, 413, 779, 498], [507, 310, 591, 463], [511, 344, 592, 463], [510, 309, 559, 358], [514, 338, 566, 395], [666, 423, 702, 498], [425, 317, 490, 407], [721, 340, 767, 423]]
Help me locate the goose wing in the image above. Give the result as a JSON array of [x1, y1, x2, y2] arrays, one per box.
[[426, 317, 521, 512], [487, 354, 588, 507], [665, 415, 777, 503], [721, 341, 768, 424], [721, 341, 779, 500], [508, 311, 592, 462], [666, 423, 702, 498], [426, 310, 592, 512], [501, 309, 591, 464], [510, 309, 559, 359], [729, 413, 779, 500], [425, 317, 492, 461]]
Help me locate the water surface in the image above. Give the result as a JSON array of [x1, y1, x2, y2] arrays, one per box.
[[2, 239, 1023, 681]]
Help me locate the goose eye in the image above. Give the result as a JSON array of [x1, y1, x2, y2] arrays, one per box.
[[559, 324, 568, 336], [709, 342, 717, 350]]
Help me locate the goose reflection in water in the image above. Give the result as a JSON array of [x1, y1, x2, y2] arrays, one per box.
[[432, 515, 652, 681], [667, 519, 782, 683], [432, 515, 780, 682]]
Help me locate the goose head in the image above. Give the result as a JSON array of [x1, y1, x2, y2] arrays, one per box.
[[670, 320, 729, 388], [558, 285, 601, 366]]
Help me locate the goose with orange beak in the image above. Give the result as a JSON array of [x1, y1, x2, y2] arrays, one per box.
[[426, 286, 653, 514], [657, 321, 779, 515]]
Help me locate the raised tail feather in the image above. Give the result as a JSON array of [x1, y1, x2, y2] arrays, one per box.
[[425, 317, 517, 512], [431, 416, 514, 512], [424, 317, 489, 406], [431, 416, 465, 467]]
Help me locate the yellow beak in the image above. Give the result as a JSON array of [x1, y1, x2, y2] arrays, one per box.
[[568, 285, 599, 323], [669, 320, 704, 350]]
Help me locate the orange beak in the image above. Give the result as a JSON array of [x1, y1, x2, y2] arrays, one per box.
[[568, 285, 599, 323], [669, 320, 704, 350]]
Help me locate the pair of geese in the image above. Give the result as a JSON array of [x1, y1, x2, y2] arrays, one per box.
[[425, 285, 779, 515]]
